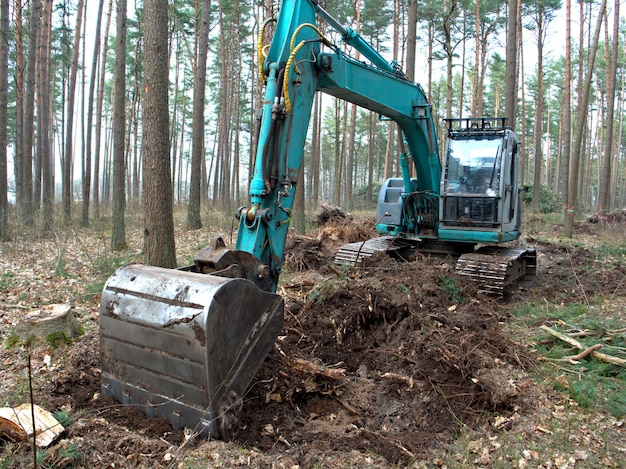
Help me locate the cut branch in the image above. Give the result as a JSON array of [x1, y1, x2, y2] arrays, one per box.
[[540, 325, 626, 366]]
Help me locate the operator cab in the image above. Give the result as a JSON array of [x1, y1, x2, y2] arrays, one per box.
[[439, 117, 521, 244]]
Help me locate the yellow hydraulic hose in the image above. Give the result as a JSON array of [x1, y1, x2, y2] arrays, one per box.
[[257, 18, 277, 81], [283, 24, 330, 114]]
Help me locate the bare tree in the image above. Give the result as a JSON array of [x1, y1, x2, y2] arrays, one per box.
[[63, 0, 85, 223], [143, 0, 176, 267], [21, 0, 40, 226], [111, 0, 127, 250], [561, 0, 571, 221], [94, 0, 114, 219], [597, 0, 619, 214], [39, 0, 52, 231], [82, 0, 105, 226], [504, 0, 519, 126], [187, 0, 211, 229], [565, 0, 606, 237]]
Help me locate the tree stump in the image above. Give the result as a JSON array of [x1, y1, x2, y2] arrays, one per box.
[[13, 303, 81, 345]]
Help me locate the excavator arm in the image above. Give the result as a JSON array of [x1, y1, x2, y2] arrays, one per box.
[[231, 0, 440, 294]]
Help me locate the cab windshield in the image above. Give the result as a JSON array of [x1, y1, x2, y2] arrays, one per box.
[[444, 138, 501, 195]]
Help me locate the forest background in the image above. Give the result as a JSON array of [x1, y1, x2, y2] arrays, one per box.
[[0, 0, 624, 258]]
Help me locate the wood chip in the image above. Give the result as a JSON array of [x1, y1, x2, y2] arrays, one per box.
[[0, 404, 65, 447]]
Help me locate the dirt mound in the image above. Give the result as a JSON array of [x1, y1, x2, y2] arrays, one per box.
[[239, 214, 539, 464]]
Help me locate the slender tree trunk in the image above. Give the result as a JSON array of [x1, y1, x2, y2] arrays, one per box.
[[143, 0, 176, 267], [561, 0, 571, 221], [14, 0, 24, 218], [0, 0, 8, 239], [22, 0, 40, 225], [504, 0, 519, 126], [597, 0, 619, 215], [333, 99, 342, 206], [82, 0, 105, 226], [311, 93, 320, 209], [94, 0, 113, 218], [187, 0, 211, 229], [62, 0, 84, 223], [39, 0, 52, 232], [531, 13, 546, 213], [111, 0, 127, 250], [406, 0, 417, 81], [565, 0, 606, 237]]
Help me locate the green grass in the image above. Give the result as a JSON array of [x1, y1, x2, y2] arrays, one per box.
[[510, 301, 626, 418], [0, 272, 15, 290]]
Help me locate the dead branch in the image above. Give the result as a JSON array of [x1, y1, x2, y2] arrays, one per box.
[[283, 356, 346, 380], [540, 325, 626, 366], [543, 344, 604, 363], [380, 372, 414, 389]]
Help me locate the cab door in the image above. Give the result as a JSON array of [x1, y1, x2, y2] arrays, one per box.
[[500, 134, 520, 232]]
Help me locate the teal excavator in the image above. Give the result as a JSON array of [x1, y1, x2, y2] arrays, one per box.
[[100, 0, 535, 440]]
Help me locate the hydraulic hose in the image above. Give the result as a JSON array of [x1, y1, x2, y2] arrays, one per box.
[[262, 67, 286, 193]]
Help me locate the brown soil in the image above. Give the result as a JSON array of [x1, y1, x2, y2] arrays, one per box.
[[1, 211, 624, 468]]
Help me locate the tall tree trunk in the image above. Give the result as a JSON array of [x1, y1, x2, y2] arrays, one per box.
[[22, 0, 40, 225], [333, 99, 342, 206], [597, 0, 619, 214], [406, 0, 417, 81], [14, 0, 24, 218], [82, 0, 105, 226], [187, 0, 211, 229], [0, 0, 8, 239], [504, 0, 519, 127], [111, 0, 127, 250], [311, 93, 320, 209], [63, 0, 85, 223], [561, 0, 571, 221], [531, 29, 544, 214], [564, 0, 606, 237], [143, 0, 176, 267], [39, 0, 52, 232], [94, 0, 114, 219]]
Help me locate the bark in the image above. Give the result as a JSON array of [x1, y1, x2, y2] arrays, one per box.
[[143, 0, 176, 268], [187, 0, 211, 229], [111, 0, 127, 250], [63, 0, 85, 223]]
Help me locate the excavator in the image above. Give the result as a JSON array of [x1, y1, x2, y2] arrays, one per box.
[[99, 0, 535, 440]]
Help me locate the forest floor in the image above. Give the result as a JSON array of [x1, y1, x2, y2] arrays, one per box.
[[0, 208, 625, 468]]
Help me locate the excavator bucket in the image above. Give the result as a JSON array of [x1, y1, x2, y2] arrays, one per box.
[[99, 263, 283, 439]]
